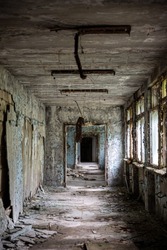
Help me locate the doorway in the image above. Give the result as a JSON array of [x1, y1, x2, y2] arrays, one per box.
[[0, 110, 10, 209], [81, 136, 97, 162], [65, 124, 106, 187]]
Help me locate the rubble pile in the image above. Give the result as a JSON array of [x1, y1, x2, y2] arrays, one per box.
[[1, 223, 56, 250], [67, 168, 97, 181], [67, 168, 85, 179], [1, 186, 57, 250]]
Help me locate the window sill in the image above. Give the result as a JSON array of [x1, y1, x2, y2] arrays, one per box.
[[146, 166, 167, 176], [124, 158, 132, 164], [133, 161, 144, 168]]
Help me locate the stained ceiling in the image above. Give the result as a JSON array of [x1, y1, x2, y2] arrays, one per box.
[[0, 0, 167, 107]]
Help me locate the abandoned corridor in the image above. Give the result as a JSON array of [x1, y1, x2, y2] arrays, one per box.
[[1, 1, 167, 249]]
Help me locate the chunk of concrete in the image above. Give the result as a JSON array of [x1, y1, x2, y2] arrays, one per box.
[[8, 225, 32, 240]]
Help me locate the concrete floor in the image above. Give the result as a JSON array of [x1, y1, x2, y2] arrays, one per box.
[[9, 164, 167, 250]]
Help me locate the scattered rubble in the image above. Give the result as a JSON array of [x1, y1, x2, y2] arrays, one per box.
[[2, 171, 167, 250], [67, 168, 97, 181], [1, 222, 57, 250], [67, 168, 85, 179], [1, 186, 57, 250]]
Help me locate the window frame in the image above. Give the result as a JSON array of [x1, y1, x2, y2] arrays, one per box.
[[126, 106, 133, 160], [160, 78, 167, 167], [148, 83, 160, 167], [135, 95, 145, 163]]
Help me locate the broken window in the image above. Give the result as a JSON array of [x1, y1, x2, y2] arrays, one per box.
[[136, 96, 145, 163], [126, 107, 133, 159], [149, 84, 159, 166], [125, 75, 167, 168]]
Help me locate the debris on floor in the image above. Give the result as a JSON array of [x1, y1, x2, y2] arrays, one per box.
[[1, 220, 57, 249], [67, 168, 85, 179], [2, 165, 167, 250], [1, 186, 57, 250], [67, 163, 106, 187], [67, 168, 98, 181]]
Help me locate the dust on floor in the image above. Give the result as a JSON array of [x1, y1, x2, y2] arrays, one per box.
[[2, 186, 167, 250], [2, 166, 167, 250]]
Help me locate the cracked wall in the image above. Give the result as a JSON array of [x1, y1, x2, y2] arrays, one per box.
[[0, 66, 45, 225], [44, 105, 123, 186]]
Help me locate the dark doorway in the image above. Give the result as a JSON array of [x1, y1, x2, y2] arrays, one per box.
[[81, 137, 93, 162], [0, 110, 10, 209]]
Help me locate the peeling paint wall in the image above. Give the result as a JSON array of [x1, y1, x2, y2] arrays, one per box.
[[0, 66, 45, 224], [67, 126, 76, 169], [44, 105, 123, 187]]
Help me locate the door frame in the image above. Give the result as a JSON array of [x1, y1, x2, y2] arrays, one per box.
[[64, 123, 107, 185]]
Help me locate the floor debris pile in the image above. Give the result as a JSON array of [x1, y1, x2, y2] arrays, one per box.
[[2, 224, 56, 250], [1, 187, 58, 250], [2, 165, 167, 249], [67, 163, 106, 186], [67, 168, 85, 179]]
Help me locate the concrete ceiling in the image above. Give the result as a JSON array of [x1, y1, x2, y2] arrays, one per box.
[[0, 0, 167, 107]]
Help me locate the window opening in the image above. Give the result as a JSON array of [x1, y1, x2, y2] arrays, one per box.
[[149, 83, 159, 166], [160, 78, 167, 167], [150, 110, 159, 165], [136, 96, 145, 163], [126, 107, 133, 159]]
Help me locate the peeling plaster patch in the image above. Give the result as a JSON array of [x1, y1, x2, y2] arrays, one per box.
[[6, 116, 23, 223], [0, 66, 45, 223]]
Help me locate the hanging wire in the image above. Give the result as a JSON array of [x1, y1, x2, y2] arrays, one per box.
[[74, 100, 83, 117], [79, 35, 84, 54]]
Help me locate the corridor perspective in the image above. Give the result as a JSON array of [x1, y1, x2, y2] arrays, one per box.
[[20, 166, 167, 249], [1, 0, 167, 249]]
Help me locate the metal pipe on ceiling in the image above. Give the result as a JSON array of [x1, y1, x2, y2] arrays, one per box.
[[51, 69, 115, 76]]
